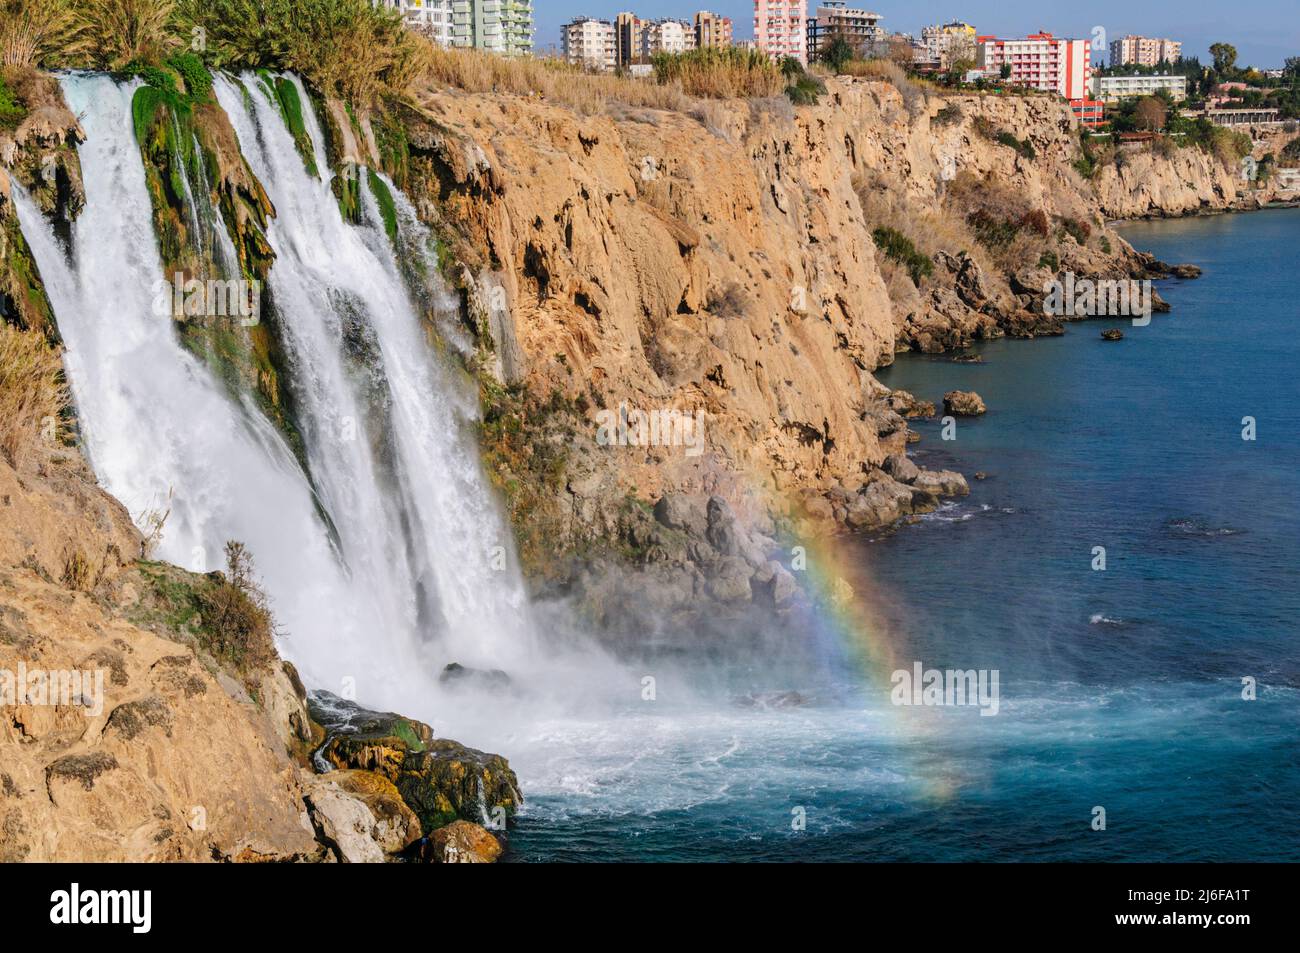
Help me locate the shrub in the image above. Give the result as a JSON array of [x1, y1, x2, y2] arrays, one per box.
[[933, 103, 963, 126], [966, 209, 1020, 249], [785, 71, 826, 106], [818, 34, 857, 74], [0, 322, 67, 467], [178, 0, 429, 104], [167, 51, 211, 99], [1038, 250, 1059, 271], [0, 0, 84, 68], [995, 129, 1036, 159], [195, 541, 277, 675], [872, 226, 933, 285], [1020, 208, 1050, 237], [652, 46, 785, 100], [76, 0, 178, 70], [1060, 217, 1091, 244]]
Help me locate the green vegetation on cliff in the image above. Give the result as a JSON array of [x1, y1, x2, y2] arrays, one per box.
[[129, 62, 302, 459]]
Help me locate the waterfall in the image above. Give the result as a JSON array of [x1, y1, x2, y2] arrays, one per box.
[[213, 71, 535, 671], [17, 72, 538, 724]]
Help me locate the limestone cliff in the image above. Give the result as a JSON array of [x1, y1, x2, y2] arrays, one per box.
[[350, 77, 1235, 573]]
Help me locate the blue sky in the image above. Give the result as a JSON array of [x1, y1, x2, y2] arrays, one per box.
[[534, 0, 1299, 69]]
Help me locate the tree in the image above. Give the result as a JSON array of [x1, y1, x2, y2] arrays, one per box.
[[1210, 42, 1238, 74], [818, 31, 857, 73], [1285, 56, 1300, 79], [1000, 63, 1011, 79], [1134, 95, 1168, 131], [886, 35, 915, 70]]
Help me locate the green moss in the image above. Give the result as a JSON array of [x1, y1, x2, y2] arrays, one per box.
[[477, 379, 580, 577], [332, 165, 361, 223], [1, 216, 57, 340], [370, 106, 411, 190], [130, 87, 302, 461], [366, 168, 398, 242], [391, 719, 427, 753], [0, 75, 27, 129], [273, 77, 319, 178]]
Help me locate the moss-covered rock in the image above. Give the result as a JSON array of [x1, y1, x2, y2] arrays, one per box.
[[308, 693, 522, 833], [130, 77, 304, 460]]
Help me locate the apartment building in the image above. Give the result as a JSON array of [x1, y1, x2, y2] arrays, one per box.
[[754, 0, 807, 65], [377, 0, 454, 47], [612, 13, 698, 67], [805, 2, 881, 62], [645, 18, 696, 56], [976, 31, 1092, 100], [694, 10, 733, 49], [1092, 73, 1188, 103], [1109, 35, 1182, 68], [451, 0, 533, 55], [561, 17, 616, 71], [919, 21, 976, 69]]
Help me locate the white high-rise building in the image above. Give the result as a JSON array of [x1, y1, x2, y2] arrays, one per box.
[[561, 17, 616, 71], [451, 0, 534, 55], [377, 0, 455, 48]]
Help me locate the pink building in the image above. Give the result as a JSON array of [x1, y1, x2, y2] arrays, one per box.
[[753, 0, 807, 65], [976, 31, 1092, 101]]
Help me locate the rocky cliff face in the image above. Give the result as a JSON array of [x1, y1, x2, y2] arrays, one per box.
[[1096, 145, 1240, 218], [357, 77, 1231, 577]]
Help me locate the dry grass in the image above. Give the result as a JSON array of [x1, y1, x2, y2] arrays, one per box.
[[0, 322, 68, 467], [651, 47, 785, 100], [0, 0, 84, 68], [76, 0, 178, 70], [422, 44, 690, 115]]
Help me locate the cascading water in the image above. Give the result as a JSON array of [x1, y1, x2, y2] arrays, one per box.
[[212, 71, 536, 674], [18, 71, 557, 729], [12, 74, 400, 695]]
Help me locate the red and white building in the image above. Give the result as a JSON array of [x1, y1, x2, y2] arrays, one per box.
[[976, 31, 1092, 100], [976, 31, 1102, 128], [753, 0, 807, 65]]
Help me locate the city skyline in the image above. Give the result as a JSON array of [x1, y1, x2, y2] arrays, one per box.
[[534, 0, 1298, 67]]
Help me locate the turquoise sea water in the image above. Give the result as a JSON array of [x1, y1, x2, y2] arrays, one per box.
[[508, 209, 1300, 862]]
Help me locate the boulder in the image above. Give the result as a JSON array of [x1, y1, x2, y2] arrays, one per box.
[[911, 469, 970, 497], [881, 453, 920, 484], [845, 478, 914, 529], [752, 560, 800, 607], [707, 554, 755, 603], [310, 694, 522, 833], [885, 389, 936, 419], [302, 774, 385, 864], [652, 493, 708, 537], [705, 495, 742, 555], [943, 390, 986, 416], [439, 662, 512, 693], [420, 820, 502, 864], [1101, 328, 1124, 341], [326, 769, 422, 854]]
